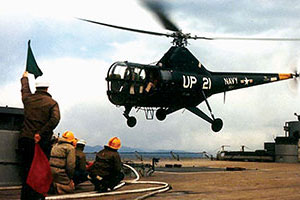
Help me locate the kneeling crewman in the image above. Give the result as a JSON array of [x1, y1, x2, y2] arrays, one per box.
[[49, 131, 77, 194], [88, 137, 124, 192]]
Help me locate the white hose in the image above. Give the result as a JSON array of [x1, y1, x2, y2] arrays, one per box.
[[46, 163, 170, 200], [0, 186, 21, 191]]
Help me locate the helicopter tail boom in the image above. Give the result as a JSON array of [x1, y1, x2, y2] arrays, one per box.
[[210, 72, 297, 95]]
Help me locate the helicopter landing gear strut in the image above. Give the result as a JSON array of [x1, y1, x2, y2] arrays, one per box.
[[186, 107, 223, 132], [201, 91, 223, 132], [186, 91, 223, 132], [123, 106, 137, 127]]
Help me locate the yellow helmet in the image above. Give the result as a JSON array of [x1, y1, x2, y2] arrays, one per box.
[[62, 131, 75, 143], [108, 137, 121, 150]]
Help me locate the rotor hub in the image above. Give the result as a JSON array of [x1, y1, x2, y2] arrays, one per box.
[[171, 31, 191, 47]]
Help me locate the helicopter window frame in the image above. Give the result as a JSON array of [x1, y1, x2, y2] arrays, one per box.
[[108, 62, 151, 95], [109, 63, 148, 82]]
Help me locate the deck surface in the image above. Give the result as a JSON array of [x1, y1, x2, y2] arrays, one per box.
[[1, 160, 300, 200]]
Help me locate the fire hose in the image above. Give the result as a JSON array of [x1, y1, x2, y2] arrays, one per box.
[[46, 163, 171, 200]]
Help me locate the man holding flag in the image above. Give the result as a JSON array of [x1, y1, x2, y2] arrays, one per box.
[[18, 40, 61, 199]]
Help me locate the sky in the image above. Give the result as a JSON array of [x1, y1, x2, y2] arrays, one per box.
[[1, 0, 300, 154]]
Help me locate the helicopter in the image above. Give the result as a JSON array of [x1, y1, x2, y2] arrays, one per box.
[[79, 1, 300, 132]]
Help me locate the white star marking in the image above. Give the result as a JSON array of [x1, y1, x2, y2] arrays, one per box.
[[243, 77, 250, 85]]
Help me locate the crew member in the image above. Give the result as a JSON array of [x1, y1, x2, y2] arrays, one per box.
[[88, 137, 124, 192], [145, 70, 158, 92], [49, 131, 76, 194], [19, 71, 60, 200], [73, 139, 89, 186]]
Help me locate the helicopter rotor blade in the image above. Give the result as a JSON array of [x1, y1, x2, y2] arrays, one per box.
[[141, 0, 180, 32], [193, 36, 300, 41], [77, 18, 172, 38]]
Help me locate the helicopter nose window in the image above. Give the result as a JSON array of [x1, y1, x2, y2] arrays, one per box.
[[120, 66, 129, 79], [108, 62, 128, 79], [107, 62, 128, 93]]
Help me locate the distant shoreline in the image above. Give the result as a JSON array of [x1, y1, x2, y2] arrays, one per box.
[[85, 151, 207, 161]]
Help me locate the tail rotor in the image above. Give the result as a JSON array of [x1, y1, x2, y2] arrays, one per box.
[[288, 59, 299, 93]]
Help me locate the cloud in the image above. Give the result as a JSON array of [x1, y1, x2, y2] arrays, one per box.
[[172, 0, 300, 35]]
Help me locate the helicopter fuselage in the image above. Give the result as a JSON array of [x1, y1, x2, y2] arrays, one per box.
[[107, 61, 290, 107], [105, 47, 295, 130]]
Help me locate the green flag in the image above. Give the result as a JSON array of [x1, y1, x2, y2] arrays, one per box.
[[26, 40, 43, 79]]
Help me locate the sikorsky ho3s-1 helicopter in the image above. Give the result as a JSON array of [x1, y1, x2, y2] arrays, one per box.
[[79, 1, 300, 132]]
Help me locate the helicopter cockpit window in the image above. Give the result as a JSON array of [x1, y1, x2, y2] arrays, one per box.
[[126, 68, 147, 94], [135, 68, 145, 81], [108, 62, 127, 80], [107, 62, 128, 93], [124, 67, 131, 80], [108, 62, 149, 95], [139, 69, 146, 80], [117, 66, 127, 79], [121, 67, 146, 82]]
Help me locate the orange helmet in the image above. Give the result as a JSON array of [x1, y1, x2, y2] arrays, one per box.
[[73, 138, 78, 147], [62, 131, 76, 145], [108, 137, 121, 150]]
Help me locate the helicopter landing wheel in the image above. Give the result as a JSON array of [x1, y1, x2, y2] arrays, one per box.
[[127, 116, 137, 127], [211, 118, 223, 132], [156, 109, 166, 121]]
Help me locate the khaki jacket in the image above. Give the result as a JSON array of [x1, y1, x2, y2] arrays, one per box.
[[89, 146, 122, 177], [50, 138, 76, 185], [20, 77, 60, 141]]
